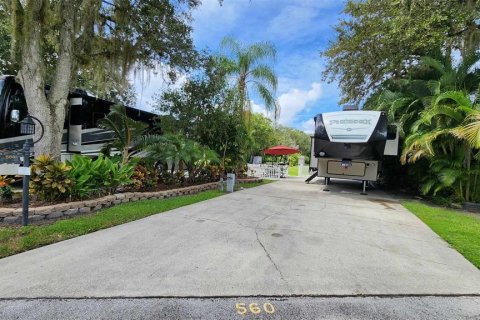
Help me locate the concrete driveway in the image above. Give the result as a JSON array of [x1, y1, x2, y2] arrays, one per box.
[[0, 178, 479, 298]]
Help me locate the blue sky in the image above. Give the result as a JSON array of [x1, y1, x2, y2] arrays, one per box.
[[134, 0, 346, 133]]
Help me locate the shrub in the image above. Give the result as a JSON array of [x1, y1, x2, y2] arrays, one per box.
[[127, 163, 160, 191], [0, 186, 13, 204], [67, 154, 134, 199], [288, 154, 299, 166], [30, 155, 74, 202], [0, 176, 14, 204], [160, 171, 185, 187]]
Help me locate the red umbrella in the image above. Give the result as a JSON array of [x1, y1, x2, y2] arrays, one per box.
[[263, 145, 300, 155]]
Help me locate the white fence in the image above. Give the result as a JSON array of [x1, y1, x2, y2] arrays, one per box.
[[247, 164, 289, 179]]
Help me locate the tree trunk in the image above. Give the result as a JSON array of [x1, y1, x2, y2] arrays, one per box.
[[17, 0, 75, 160], [465, 144, 471, 202]]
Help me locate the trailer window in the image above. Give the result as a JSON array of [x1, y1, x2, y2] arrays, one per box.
[[387, 125, 397, 140]]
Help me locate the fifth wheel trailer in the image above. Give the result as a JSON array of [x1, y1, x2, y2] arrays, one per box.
[[310, 109, 399, 194], [0, 75, 156, 160]]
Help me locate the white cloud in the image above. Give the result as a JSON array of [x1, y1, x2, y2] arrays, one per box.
[[278, 82, 322, 126], [132, 67, 188, 112], [251, 100, 267, 116], [301, 118, 315, 134]]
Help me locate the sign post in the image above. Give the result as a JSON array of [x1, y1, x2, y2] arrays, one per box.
[[21, 141, 31, 226], [0, 114, 44, 226]]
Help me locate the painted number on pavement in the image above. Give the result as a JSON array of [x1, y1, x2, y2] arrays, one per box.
[[235, 302, 275, 315]]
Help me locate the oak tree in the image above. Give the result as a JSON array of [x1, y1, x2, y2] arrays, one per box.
[[2, 0, 199, 157]]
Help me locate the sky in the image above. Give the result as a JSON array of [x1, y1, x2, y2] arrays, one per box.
[[133, 0, 346, 133]]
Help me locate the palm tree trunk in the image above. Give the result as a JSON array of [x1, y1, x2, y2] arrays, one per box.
[[465, 144, 471, 202], [222, 139, 228, 172]]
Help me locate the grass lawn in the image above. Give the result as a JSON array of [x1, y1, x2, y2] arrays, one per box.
[[0, 180, 273, 259], [288, 165, 309, 177], [403, 201, 480, 269], [235, 179, 274, 190], [288, 166, 299, 176]]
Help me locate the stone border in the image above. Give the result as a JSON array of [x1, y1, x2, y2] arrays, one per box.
[[0, 178, 262, 225]]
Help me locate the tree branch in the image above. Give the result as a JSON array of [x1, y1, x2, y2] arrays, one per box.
[[48, 0, 76, 107]]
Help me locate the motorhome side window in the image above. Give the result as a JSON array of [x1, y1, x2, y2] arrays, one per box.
[[7, 85, 27, 125]]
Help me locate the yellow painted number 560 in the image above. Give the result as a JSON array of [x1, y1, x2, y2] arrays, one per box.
[[235, 302, 275, 315]]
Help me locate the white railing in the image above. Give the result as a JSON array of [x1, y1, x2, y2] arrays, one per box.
[[247, 164, 289, 179]]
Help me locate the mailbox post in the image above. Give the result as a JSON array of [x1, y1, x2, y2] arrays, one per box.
[[18, 115, 44, 226]]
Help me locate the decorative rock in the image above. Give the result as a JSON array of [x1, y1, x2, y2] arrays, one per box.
[[64, 208, 79, 216], [69, 201, 83, 209], [113, 200, 122, 205], [33, 206, 55, 215], [103, 195, 116, 202], [46, 211, 64, 219], [84, 200, 97, 207], [93, 205, 103, 211], [54, 203, 71, 211], [79, 207, 91, 214], [29, 215, 45, 222], [3, 216, 21, 224], [0, 208, 12, 217], [131, 197, 139, 202], [115, 194, 126, 200]]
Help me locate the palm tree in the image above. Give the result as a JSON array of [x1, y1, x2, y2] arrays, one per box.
[[218, 37, 280, 121], [137, 134, 219, 181], [370, 52, 480, 137], [98, 105, 148, 165], [370, 52, 480, 202], [401, 90, 480, 202]]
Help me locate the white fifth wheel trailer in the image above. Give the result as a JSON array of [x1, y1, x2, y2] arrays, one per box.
[[308, 109, 399, 194]]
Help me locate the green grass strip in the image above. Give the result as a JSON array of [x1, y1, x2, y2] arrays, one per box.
[[403, 201, 480, 269], [0, 190, 223, 258], [0, 181, 273, 259]]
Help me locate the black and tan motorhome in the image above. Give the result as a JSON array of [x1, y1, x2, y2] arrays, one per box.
[[0, 75, 156, 159]]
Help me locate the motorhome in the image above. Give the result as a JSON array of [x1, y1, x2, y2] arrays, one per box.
[[0, 75, 156, 160], [309, 108, 399, 194]]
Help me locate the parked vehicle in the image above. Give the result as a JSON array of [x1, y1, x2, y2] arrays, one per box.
[[309, 106, 399, 194], [0, 75, 156, 160]]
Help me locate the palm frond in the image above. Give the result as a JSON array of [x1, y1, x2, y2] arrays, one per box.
[[254, 83, 276, 112], [420, 56, 446, 75], [434, 90, 473, 109], [250, 64, 277, 90], [451, 112, 480, 148]]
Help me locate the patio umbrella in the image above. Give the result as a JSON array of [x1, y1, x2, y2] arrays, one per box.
[[263, 145, 300, 155]]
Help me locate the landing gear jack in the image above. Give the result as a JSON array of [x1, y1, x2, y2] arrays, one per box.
[[323, 177, 330, 192], [305, 172, 318, 184], [360, 180, 368, 195]]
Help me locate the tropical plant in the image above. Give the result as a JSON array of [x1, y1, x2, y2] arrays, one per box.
[[218, 37, 280, 120], [98, 105, 148, 165], [368, 51, 480, 202], [138, 134, 220, 182], [0, 176, 14, 204], [401, 90, 480, 202], [127, 162, 160, 192], [30, 155, 74, 202], [67, 154, 134, 198]]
